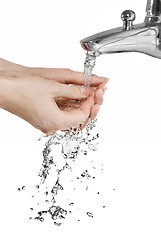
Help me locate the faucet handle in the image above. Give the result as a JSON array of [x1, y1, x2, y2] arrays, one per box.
[[121, 10, 136, 30]]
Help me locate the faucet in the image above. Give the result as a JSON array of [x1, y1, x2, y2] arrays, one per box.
[[80, 0, 161, 59]]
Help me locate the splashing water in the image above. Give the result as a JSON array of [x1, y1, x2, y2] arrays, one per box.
[[32, 54, 101, 225]]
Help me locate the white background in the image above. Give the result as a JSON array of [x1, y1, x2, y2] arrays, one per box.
[[0, 0, 161, 239]]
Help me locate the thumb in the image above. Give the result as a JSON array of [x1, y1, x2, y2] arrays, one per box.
[[55, 83, 92, 99]]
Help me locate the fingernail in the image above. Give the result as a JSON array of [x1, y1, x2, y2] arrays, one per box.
[[97, 89, 103, 96], [100, 83, 108, 93], [103, 86, 108, 93], [100, 77, 109, 83]]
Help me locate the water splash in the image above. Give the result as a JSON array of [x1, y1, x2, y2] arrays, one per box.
[[38, 119, 98, 186], [32, 54, 102, 225], [34, 119, 98, 224]]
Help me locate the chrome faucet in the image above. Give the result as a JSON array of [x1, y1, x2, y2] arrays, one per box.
[[80, 0, 161, 59]]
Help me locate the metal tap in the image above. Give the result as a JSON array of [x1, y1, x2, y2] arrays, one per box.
[[80, 0, 161, 59]]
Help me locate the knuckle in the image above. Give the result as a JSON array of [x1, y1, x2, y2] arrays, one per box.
[[63, 68, 72, 75], [92, 74, 98, 78], [63, 68, 71, 71]]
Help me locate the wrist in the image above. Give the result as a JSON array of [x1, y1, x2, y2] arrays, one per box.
[[0, 58, 29, 78], [0, 77, 14, 110]]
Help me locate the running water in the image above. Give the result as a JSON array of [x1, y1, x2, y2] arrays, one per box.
[[30, 54, 100, 225], [84, 54, 96, 87]]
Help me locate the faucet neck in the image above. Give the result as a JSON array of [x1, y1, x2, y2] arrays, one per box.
[[145, 0, 161, 23]]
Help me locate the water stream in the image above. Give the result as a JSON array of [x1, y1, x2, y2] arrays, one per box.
[[84, 54, 96, 87]]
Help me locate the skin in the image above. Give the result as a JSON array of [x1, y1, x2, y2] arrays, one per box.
[[0, 58, 108, 134]]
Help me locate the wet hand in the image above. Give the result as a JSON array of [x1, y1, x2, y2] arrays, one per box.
[[0, 76, 95, 133], [0, 59, 109, 133], [30, 68, 109, 123]]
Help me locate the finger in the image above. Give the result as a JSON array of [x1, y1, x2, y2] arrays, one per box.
[[54, 83, 92, 99], [58, 94, 94, 130], [90, 83, 107, 95], [97, 82, 108, 93], [38, 68, 109, 87], [95, 88, 104, 105], [62, 70, 109, 87], [91, 104, 100, 120], [80, 104, 100, 130]]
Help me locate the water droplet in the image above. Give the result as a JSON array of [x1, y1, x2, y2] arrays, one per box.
[[54, 222, 61, 227], [86, 212, 93, 218], [84, 151, 87, 155], [69, 203, 74, 207], [81, 170, 91, 179], [39, 217, 44, 222]]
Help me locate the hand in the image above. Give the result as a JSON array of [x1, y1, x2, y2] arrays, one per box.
[[30, 67, 108, 127], [0, 59, 108, 133], [0, 58, 108, 116]]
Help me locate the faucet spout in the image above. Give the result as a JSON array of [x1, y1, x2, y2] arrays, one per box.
[[80, 1, 161, 59], [145, 0, 161, 22]]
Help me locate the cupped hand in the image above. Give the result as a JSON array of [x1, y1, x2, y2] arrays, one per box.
[[0, 59, 109, 133], [1, 76, 96, 133], [31, 67, 109, 124]]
